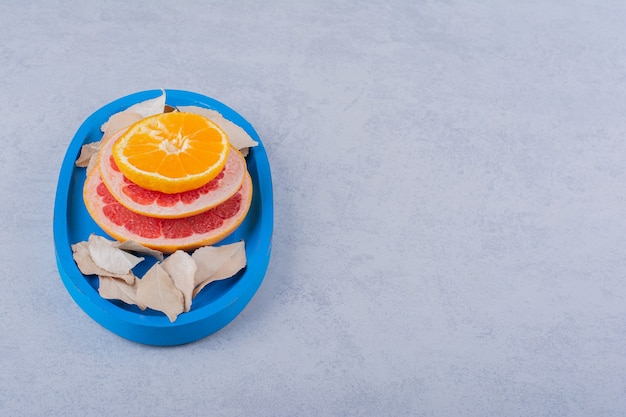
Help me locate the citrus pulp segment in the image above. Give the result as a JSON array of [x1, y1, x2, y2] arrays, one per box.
[[112, 112, 230, 194]]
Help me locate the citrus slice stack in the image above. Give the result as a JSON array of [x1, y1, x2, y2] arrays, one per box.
[[99, 130, 247, 219], [83, 112, 253, 253]]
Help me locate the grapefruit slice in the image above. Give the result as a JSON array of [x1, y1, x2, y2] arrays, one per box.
[[112, 112, 230, 194], [99, 131, 246, 219], [83, 165, 253, 253]]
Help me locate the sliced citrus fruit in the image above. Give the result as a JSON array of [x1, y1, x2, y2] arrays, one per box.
[[99, 131, 246, 219], [84, 165, 253, 253], [112, 112, 230, 194]]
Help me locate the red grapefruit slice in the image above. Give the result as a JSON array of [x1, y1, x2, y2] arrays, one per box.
[[99, 131, 246, 219], [83, 165, 253, 253]]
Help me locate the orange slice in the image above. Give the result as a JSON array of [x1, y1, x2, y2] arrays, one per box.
[[112, 112, 230, 194]]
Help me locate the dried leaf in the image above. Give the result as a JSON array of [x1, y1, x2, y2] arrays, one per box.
[[71, 241, 101, 275], [75, 142, 101, 167], [177, 106, 258, 154], [161, 250, 197, 312], [191, 241, 247, 297], [71, 241, 135, 285], [114, 240, 164, 261], [87, 234, 144, 276], [101, 111, 143, 143], [136, 263, 184, 322], [100, 90, 166, 132], [98, 276, 146, 310], [80, 92, 162, 169], [85, 150, 99, 175]]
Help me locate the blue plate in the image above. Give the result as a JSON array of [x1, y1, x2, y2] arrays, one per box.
[[53, 89, 273, 346]]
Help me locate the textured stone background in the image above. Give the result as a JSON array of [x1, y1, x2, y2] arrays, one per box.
[[2, 1, 626, 416]]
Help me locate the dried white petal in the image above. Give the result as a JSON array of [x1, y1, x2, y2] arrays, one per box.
[[101, 90, 166, 132], [136, 263, 184, 322], [71, 241, 135, 285], [98, 276, 146, 310], [161, 250, 197, 312], [114, 240, 164, 261], [191, 241, 247, 297], [177, 106, 258, 153], [87, 234, 144, 276], [75, 142, 101, 167]]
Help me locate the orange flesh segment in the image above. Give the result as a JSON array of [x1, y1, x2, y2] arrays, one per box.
[[112, 112, 230, 194]]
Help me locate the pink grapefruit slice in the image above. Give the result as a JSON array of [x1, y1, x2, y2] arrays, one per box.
[[99, 131, 246, 219], [83, 165, 253, 253]]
